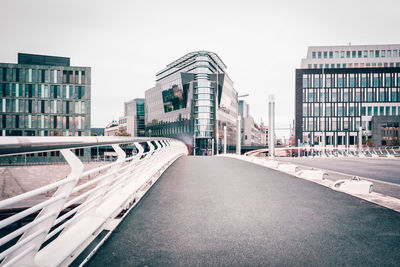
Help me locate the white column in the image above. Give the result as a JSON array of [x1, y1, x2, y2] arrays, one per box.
[[268, 95, 275, 158], [358, 126, 363, 151], [223, 125, 227, 154], [236, 116, 241, 155]]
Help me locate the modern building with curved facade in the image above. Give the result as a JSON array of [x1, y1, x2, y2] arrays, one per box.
[[145, 51, 238, 155]]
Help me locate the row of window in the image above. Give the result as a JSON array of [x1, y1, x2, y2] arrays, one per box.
[[0, 83, 86, 99], [0, 68, 86, 84], [0, 129, 88, 137], [311, 49, 400, 60], [303, 103, 399, 117], [0, 114, 87, 130], [149, 124, 191, 136], [302, 117, 361, 132], [0, 99, 87, 115], [302, 73, 400, 88], [308, 62, 400, 69], [303, 88, 400, 103]]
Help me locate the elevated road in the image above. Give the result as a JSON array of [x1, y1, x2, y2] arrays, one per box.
[[87, 156, 400, 266]]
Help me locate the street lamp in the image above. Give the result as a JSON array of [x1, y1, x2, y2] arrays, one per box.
[[236, 94, 249, 155]]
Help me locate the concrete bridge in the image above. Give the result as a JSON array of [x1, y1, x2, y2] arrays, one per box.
[[0, 137, 399, 266]]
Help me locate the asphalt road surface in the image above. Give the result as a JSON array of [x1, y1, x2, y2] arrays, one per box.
[[277, 157, 400, 185], [87, 156, 400, 266]]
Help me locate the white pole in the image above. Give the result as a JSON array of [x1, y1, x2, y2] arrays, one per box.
[[236, 116, 241, 155], [358, 126, 363, 151], [211, 138, 214, 156], [215, 71, 219, 155], [268, 95, 275, 158], [223, 125, 227, 154]]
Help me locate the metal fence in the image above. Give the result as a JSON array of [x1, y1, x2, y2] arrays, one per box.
[[0, 136, 188, 266]]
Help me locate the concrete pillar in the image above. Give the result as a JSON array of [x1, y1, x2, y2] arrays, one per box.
[[268, 95, 275, 158], [358, 126, 363, 151], [236, 116, 241, 155], [211, 138, 214, 156], [223, 125, 227, 154]]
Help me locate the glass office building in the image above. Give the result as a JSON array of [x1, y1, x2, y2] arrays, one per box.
[[0, 53, 91, 137], [145, 51, 238, 155], [124, 98, 145, 136], [296, 45, 400, 146]]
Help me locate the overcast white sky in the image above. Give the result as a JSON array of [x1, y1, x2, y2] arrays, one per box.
[[1, 0, 399, 138]]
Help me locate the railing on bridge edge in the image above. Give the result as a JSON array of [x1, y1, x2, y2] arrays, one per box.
[[245, 145, 400, 158], [0, 136, 188, 266]]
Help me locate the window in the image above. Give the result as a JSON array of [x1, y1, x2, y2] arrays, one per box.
[[368, 107, 372, 116], [312, 51, 316, 59], [374, 107, 378, 115], [379, 90, 385, 101], [394, 50, 398, 57], [367, 90, 373, 101], [392, 106, 397, 116], [329, 51, 333, 58], [308, 64, 311, 69], [392, 91, 397, 101], [358, 51, 362, 58], [375, 50, 380, 57], [370, 50, 374, 58], [352, 51, 356, 58], [318, 51, 321, 59], [313, 64, 317, 69], [323, 51, 327, 58], [308, 92, 313, 102], [361, 77, 367, 87], [346, 51, 350, 58], [337, 64, 341, 68], [387, 50, 392, 57], [386, 106, 390, 116], [344, 91, 348, 101], [335, 51, 339, 58], [350, 77, 355, 87], [363, 50, 368, 58], [303, 77, 308, 88], [380, 106, 384, 115], [338, 77, 343, 87], [381, 50, 386, 57], [362, 107, 366, 116], [340, 51, 345, 58]]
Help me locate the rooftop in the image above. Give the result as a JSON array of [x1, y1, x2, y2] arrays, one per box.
[[18, 53, 70, 66]]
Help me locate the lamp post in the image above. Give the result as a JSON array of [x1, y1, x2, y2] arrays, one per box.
[[237, 94, 249, 155]]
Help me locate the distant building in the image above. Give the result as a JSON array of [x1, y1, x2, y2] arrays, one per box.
[[238, 100, 265, 146], [145, 51, 238, 155], [104, 120, 120, 136], [0, 53, 91, 137], [296, 44, 400, 147], [124, 98, 145, 136], [90, 127, 104, 136]]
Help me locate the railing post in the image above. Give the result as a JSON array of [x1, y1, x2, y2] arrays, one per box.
[[63, 144, 126, 228], [1, 149, 83, 266]]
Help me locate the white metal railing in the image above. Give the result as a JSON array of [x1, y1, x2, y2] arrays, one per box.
[[0, 137, 188, 266], [244, 145, 400, 158]]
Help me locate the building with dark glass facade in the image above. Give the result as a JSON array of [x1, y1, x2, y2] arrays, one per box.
[[0, 53, 91, 137], [296, 45, 400, 147], [145, 51, 238, 155], [124, 98, 145, 136]]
